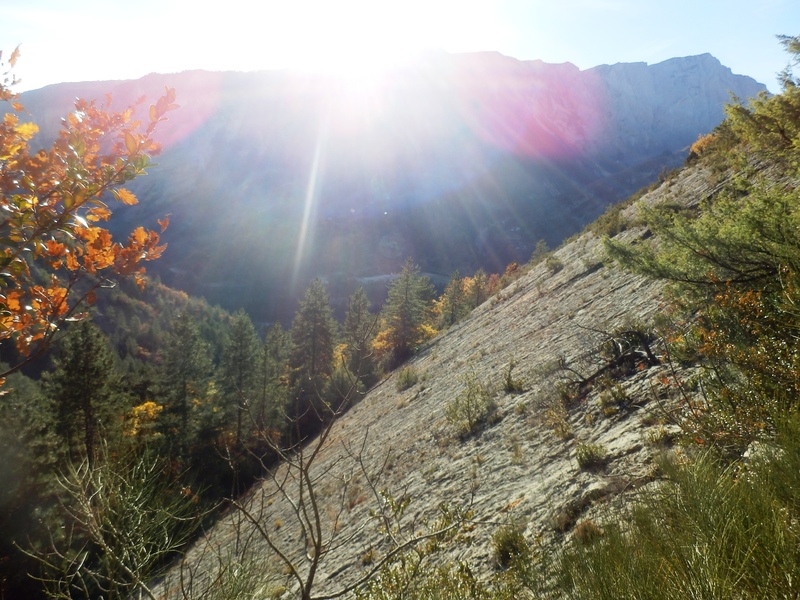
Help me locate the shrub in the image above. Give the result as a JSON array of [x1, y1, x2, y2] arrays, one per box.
[[445, 371, 497, 438], [543, 400, 573, 440], [556, 418, 800, 599], [492, 521, 530, 569], [396, 366, 419, 391], [573, 519, 603, 545], [545, 255, 564, 274], [575, 442, 608, 470], [599, 383, 630, 416], [502, 358, 525, 393]]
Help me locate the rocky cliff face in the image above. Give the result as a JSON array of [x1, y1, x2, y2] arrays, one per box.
[[20, 53, 763, 323], [153, 165, 710, 598], [591, 53, 761, 159]]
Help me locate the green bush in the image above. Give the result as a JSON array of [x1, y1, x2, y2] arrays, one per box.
[[556, 419, 800, 599], [545, 255, 564, 274], [575, 442, 608, 470], [492, 521, 530, 569], [501, 358, 525, 393], [445, 372, 497, 438], [395, 366, 419, 391]]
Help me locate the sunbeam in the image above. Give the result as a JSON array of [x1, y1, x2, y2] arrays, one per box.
[[293, 116, 329, 290]]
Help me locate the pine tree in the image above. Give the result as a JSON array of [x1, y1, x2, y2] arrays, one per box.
[[219, 309, 262, 446], [438, 270, 468, 328], [467, 268, 489, 309], [45, 320, 120, 467], [342, 287, 378, 387], [289, 279, 337, 430], [256, 323, 291, 433], [376, 258, 436, 367], [160, 314, 213, 461]]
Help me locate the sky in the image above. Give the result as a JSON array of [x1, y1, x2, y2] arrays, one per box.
[[2, 0, 799, 93]]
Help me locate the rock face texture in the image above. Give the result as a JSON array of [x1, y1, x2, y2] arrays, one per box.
[[591, 53, 760, 159], [20, 53, 763, 323], [154, 166, 712, 599]]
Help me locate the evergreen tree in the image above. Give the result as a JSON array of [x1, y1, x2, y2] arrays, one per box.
[[438, 270, 468, 328], [218, 309, 262, 446], [341, 287, 378, 387], [467, 268, 489, 309], [256, 323, 291, 433], [375, 258, 436, 367], [290, 279, 336, 384], [45, 320, 120, 467], [289, 279, 337, 430], [159, 314, 213, 461]]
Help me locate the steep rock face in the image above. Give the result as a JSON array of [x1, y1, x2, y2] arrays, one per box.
[[153, 165, 711, 599], [591, 53, 763, 159], [20, 53, 763, 322]]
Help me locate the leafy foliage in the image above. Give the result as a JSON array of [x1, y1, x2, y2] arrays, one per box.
[[29, 446, 201, 600], [553, 35, 800, 600], [0, 48, 175, 374], [603, 45, 800, 451]]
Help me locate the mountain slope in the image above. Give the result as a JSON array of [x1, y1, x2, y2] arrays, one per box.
[[154, 165, 712, 598], [20, 53, 763, 323]]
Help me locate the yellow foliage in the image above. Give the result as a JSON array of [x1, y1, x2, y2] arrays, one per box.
[[333, 342, 348, 367], [689, 133, 717, 158], [125, 401, 164, 437]]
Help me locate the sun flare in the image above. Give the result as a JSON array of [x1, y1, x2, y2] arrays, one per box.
[[251, 0, 487, 81]]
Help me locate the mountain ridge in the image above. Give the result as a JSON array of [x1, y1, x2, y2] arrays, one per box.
[[20, 52, 765, 323]]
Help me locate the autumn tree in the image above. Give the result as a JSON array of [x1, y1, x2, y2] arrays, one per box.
[[374, 258, 436, 368], [0, 47, 175, 380], [465, 268, 488, 309]]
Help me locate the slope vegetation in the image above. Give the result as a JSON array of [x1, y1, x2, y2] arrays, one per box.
[[156, 165, 714, 598]]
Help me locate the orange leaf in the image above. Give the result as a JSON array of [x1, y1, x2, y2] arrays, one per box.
[[4, 292, 21, 312], [157, 215, 170, 232], [46, 239, 66, 257], [117, 188, 137, 205], [87, 207, 112, 222], [66, 252, 81, 271], [130, 227, 148, 246]]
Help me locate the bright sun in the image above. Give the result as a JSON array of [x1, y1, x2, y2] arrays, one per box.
[[270, 1, 428, 77], [242, 0, 500, 80]]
